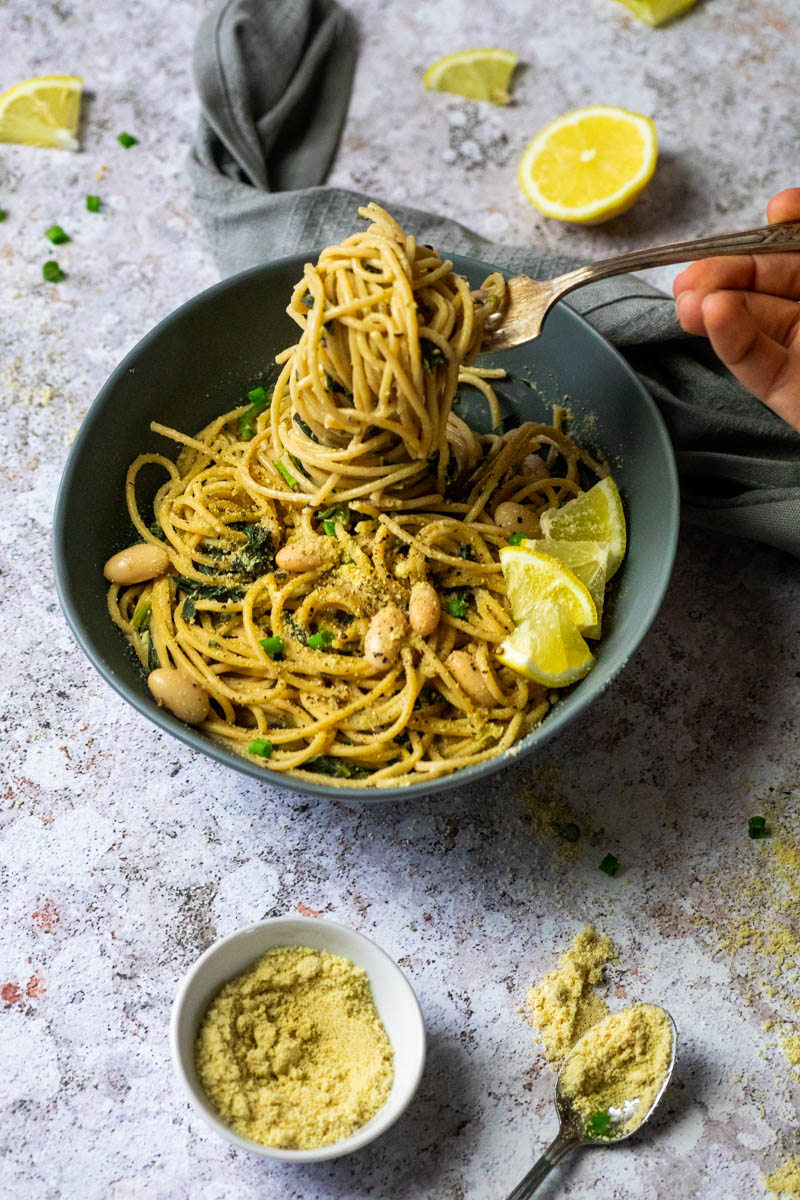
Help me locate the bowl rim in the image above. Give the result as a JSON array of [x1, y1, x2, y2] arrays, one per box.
[[169, 914, 426, 1162], [53, 250, 679, 802]]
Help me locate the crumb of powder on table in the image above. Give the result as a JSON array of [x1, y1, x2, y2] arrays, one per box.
[[764, 1155, 800, 1197], [527, 925, 617, 1060]]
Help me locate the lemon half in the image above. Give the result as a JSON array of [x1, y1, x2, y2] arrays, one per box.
[[424, 48, 518, 105], [540, 478, 627, 580], [518, 105, 657, 224], [0, 75, 82, 150]]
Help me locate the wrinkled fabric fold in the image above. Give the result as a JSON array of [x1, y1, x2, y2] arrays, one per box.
[[189, 0, 800, 559]]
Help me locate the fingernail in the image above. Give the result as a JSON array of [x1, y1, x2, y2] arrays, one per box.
[[675, 291, 691, 317]]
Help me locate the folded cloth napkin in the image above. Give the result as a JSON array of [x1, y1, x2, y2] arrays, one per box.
[[189, 0, 800, 558]]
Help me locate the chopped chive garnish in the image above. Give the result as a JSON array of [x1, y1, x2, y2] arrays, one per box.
[[585, 1111, 612, 1139], [275, 460, 298, 488], [86, 194, 101, 212], [248, 737, 273, 758], [560, 822, 581, 843], [260, 635, 284, 660], [319, 502, 350, 525], [42, 260, 65, 283], [308, 629, 334, 651], [748, 815, 768, 839], [508, 532, 527, 546], [446, 590, 469, 619], [322, 520, 337, 537], [117, 131, 138, 148], [239, 421, 255, 440], [0, 207, 7, 222], [45, 224, 69, 244], [599, 853, 620, 877], [130, 598, 152, 631]]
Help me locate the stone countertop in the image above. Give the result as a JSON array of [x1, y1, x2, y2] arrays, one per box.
[[1, 1, 799, 1197]]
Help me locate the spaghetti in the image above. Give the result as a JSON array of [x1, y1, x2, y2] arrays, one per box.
[[106, 205, 607, 787]]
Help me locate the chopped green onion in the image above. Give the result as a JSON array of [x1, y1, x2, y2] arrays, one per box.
[[446, 590, 469, 619], [319, 502, 350, 525], [130, 598, 152, 631], [0, 207, 7, 222], [508, 532, 527, 546], [308, 629, 334, 651], [560, 822, 581, 843], [300, 292, 315, 308], [45, 224, 69, 244], [117, 131, 138, 148], [599, 853, 620, 877], [260, 635, 284, 660], [748, 815, 768, 839], [42, 260, 65, 283], [247, 386, 269, 407], [239, 420, 255, 440], [585, 1111, 613, 1139], [86, 194, 101, 212], [275, 460, 298, 489], [249, 737, 273, 758], [322, 520, 337, 537]]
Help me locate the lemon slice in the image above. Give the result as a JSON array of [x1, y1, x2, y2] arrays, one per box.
[[537, 539, 608, 639], [615, 0, 699, 25], [500, 545, 597, 631], [540, 478, 627, 580], [498, 609, 595, 687], [518, 105, 657, 224], [424, 49, 518, 106], [0, 75, 82, 150]]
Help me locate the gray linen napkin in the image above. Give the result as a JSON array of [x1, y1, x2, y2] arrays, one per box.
[[189, 0, 800, 559]]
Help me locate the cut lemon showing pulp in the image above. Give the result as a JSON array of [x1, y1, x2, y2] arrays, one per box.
[[500, 545, 597, 631], [518, 105, 657, 224], [540, 477, 626, 579], [424, 49, 518, 106], [537, 539, 608, 639], [615, 0, 699, 25], [0, 75, 82, 150], [498, 608, 595, 687]]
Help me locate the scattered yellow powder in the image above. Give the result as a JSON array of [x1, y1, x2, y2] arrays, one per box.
[[195, 945, 394, 1149], [559, 1002, 673, 1135], [527, 926, 617, 1060], [764, 1155, 800, 1197], [779, 1031, 800, 1066]]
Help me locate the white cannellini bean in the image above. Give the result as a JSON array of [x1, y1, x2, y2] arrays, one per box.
[[408, 581, 440, 636], [522, 453, 550, 481], [446, 650, 496, 707], [148, 668, 210, 725], [364, 605, 409, 668], [104, 543, 170, 585], [493, 501, 538, 537], [275, 539, 331, 572]]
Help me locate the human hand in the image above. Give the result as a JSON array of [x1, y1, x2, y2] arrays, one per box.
[[673, 188, 800, 431]]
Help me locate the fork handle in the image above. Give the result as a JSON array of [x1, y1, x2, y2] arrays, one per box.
[[552, 218, 800, 296]]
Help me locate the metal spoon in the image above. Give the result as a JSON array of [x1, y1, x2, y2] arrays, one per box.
[[505, 1004, 677, 1200], [478, 218, 800, 352]]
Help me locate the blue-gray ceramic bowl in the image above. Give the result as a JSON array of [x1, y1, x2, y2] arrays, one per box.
[[53, 252, 679, 801]]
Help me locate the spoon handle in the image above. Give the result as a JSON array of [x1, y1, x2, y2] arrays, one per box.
[[552, 218, 800, 296], [504, 1127, 580, 1199]]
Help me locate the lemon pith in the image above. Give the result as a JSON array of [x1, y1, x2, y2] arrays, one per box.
[[0, 75, 83, 150], [424, 48, 518, 105], [518, 105, 657, 224]]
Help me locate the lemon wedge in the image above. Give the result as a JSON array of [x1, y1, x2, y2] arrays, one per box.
[[424, 49, 518, 105], [540, 478, 627, 579], [0, 75, 82, 150], [498, 608, 595, 687], [536, 539, 608, 639], [615, 0, 699, 25], [518, 105, 657, 224], [500, 545, 597, 631]]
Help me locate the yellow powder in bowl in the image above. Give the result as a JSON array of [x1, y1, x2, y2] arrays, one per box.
[[195, 945, 394, 1149], [559, 1002, 673, 1136]]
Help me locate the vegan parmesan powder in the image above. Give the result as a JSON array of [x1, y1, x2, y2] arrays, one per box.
[[195, 945, 394, 1149]]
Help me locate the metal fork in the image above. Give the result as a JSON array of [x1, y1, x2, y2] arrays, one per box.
[[479, 218, 800, 352]]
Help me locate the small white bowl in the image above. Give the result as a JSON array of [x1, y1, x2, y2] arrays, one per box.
[[170, 915, 426, 1161]]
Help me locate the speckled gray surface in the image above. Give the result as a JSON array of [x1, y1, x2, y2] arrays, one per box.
[[1, 2, 799, 1197]]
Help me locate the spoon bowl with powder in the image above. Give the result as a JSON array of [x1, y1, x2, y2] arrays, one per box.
[[506, 1002, 677, 1199]]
